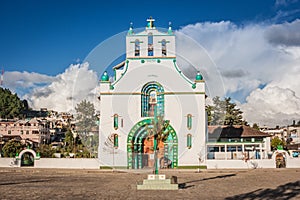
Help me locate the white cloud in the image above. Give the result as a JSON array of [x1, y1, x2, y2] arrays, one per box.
[[3, 71, 54, 94], [23, 62, 98, 112], [240, 86, 300, 126], [179, 20, 300, 126], [265, 19, 300, 46]]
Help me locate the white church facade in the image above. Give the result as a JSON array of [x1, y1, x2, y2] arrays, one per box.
[[98, 18, 206, 169]]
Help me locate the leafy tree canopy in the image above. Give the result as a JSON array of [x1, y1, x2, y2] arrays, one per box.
[[2, 140, 24, 157], [271, 136, 286, 150], [37, 144, 55, 158], [75, 100, 98, 157], [75, 100, 97, 134], [0, 88, 28, 119], [206, 96, 247, 126]]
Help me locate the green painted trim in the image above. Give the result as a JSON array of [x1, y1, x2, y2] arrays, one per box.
[[187, 134, 192, 149], [172, 60, 195, 87], [113, 114, 119, 130], [111, 60, 129, 88], [187, 114, 192, 130], [113, 69, 116, 81]]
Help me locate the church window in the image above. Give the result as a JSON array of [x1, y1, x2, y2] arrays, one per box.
[[141, 82, 164, 117], [187, 134, 192, 149], [148, 33, 153, 56], [113, 134, 119, 148], [187, 114, 192, 130], [162, 39, 167, 56], [135, 39, 140, 56], [113, 114, 119, 130]]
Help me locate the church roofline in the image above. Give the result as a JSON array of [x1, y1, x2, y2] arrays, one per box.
[[127, 17, 173, 36]]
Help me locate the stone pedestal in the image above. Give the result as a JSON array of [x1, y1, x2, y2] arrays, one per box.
[[137, 174, 178, 190]]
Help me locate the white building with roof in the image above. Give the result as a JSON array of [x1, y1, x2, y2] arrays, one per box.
[[98, 18, 206, 169]]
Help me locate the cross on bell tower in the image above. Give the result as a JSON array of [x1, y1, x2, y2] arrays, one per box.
[[146, 16, 155, 29]]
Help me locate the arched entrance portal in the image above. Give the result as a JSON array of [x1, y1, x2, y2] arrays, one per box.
[[127, 119, 178, 169], [275, 153, 286, 168], [18, 149, 37, 167]]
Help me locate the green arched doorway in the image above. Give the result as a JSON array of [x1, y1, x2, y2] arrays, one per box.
[[127, 118, 178, 169], [21, 152, 35, 167]]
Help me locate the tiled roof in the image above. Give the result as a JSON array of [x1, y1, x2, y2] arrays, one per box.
[[208, 125, 270, 138]]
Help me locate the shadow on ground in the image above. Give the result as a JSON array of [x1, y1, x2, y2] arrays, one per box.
[[225, 181, 300, 200], [179, 173, 236, 189]]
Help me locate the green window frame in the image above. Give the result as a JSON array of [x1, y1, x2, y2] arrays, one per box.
[[187, 134, 192, 149], [141, 81, 164, 117], [113, 114, 119, 130], [187, 114, 192, 130], [113, 134, 119, 149]]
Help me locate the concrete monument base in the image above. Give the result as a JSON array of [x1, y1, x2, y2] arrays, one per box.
[[137, 174, 178, 190]]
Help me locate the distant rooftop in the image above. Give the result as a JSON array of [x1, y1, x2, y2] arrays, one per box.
[[208, 125, 270, 138]]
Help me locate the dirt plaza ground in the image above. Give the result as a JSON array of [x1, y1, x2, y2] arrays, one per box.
[[0, 168, 299, 200]]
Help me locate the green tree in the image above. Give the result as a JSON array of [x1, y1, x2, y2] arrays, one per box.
[[206, 96, 247, 126], [252, 123, 260, 130], [271, 136, 286, 150], [2, 140, 24, 157], [63, 129, 75, 153], [75, 100, 97, 134], [37, 144, 54, 158], [223, 97, 245, 125], [0, 88, 28, 119], [75, 100, 98, 157], [206, 105, 214, 125], [211, 96, 226, 125]]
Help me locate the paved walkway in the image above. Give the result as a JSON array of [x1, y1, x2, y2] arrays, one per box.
[[0, 168, 299, 199]]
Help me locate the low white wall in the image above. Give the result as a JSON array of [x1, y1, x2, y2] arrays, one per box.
[[206, 159, 276, 169], [0, 158, 16, 167], [286, 158, 300, 168], [35, 158, 100, 169]]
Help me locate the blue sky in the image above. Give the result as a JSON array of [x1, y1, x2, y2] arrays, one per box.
[[1, 0, 299, 75], [1, 0, 300, 126]]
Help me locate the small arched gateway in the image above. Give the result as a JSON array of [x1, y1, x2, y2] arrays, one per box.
[[272, 150, 287, 168], [17, 149, 38, 167]]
